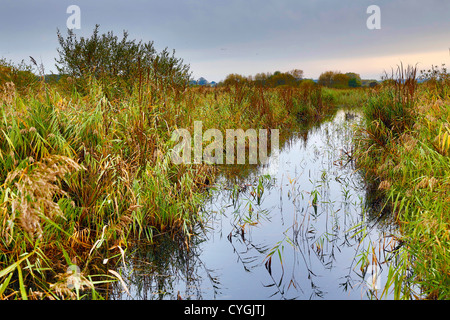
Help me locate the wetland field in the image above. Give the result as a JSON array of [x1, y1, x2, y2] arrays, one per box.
[[1, 24, 449, 301]]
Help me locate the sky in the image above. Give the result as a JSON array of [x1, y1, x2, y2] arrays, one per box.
[[0, 0, 449, 82]]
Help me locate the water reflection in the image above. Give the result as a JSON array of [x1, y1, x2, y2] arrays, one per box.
[[110, 109, 400, 300]]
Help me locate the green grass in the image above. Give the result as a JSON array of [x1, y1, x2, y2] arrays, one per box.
[[354, 65, 450, 299]]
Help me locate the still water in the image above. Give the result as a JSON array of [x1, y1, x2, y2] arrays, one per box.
[[111, 109, 399, 300]]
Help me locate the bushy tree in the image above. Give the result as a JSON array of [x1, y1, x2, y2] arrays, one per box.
[[346, 72, 362, 88], [223, 73, 248, 86], [288, 69, 304, 81], [253, 72, 270, 86], [318, 71, 336, 87], [319, 71, 357, 88], [55, 25, 191, 96], [223, 69, 303, 88], [266, 72, 296, 87], [332, 73, 350, 89]]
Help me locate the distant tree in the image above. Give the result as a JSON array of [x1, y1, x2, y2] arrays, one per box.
[[227, 69, 303, 88], [332, 73, 351, 89], [288, 69, 304, 81], [223, 73, 247, 86], [299, 79, 316, 87], [319, 71, 353, 88], [348, 78, 360, 88], [254, 73, 267, 81], [318, 71, 337, 87], [346, 72, 362, 88], [253, 72, 271, 86], [266, 72, 296, 87]]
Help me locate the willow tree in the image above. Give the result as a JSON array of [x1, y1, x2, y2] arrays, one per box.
[[55, 24, 191, 98]]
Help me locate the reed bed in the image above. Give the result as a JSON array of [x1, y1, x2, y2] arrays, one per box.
[[0, 55, 348, 299], [354, 64, 450, 299]]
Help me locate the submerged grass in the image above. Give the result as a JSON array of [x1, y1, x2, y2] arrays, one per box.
[[354, 64, 450, 299]]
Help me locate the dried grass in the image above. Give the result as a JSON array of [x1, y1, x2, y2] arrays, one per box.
[[400, 133, 418, 152], [378, 180, 392, 191], [3, 155, 84, 242], [50, 266, 94, 299], [416, 176, 439, 190], [1, 81, 16, 104]]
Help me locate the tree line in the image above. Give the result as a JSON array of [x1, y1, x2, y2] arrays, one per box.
[[220, 69, 304, 87], [218, 70, 378, 89]]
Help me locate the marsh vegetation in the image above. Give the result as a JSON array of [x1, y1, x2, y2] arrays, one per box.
[[0, 27, 449, 300]]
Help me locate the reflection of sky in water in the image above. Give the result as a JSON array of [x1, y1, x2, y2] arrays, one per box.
[[114, 110, 398, 300]]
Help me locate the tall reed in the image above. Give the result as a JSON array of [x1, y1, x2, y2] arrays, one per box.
[[354, 63, 450, 299]]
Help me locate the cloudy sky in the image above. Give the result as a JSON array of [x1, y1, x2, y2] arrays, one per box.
[[1, 0, 449, 81]]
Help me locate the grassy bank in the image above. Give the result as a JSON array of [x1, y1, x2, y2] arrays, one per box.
[[354, 65, 450, 299]]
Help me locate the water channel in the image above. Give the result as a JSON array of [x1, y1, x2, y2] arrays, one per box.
[[110, 109, 400, 300]]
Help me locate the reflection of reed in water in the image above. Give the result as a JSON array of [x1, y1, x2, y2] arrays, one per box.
[[108, 234, 221, 300], [110, 109, 401, 300]]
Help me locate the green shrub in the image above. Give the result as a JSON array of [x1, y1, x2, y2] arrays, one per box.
[[55, 25, 191, 98]]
